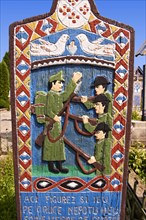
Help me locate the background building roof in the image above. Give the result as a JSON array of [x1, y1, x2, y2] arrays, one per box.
[[135, 40, 146, 57]]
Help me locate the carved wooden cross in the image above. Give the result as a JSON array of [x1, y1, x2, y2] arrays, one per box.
[[10, 0, 134, 219]]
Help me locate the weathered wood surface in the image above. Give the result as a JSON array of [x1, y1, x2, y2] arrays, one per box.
[[10, 0, 134, 219]]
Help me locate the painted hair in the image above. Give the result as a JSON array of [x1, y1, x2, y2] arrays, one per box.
[[92, 94, 110, 113], [94, 122, 111, 138]]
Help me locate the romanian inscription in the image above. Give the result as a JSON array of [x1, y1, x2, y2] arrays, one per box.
[[21, 192, 120, 220]]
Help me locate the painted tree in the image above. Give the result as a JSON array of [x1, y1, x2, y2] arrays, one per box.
[[0, 60, 10, 109]]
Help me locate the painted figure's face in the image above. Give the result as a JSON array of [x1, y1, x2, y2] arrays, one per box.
[[94, 102, 105, 114], [95, 85, 105, 95], [52, 80, 63, 92], [94, 130, 106, 140]]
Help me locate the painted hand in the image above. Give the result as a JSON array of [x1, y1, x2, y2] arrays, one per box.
[[88, 156, 96, 164], [72, 72, 82, 83], [81, 96, 88, 103], [82, 115, 89, 124], [54, 115, 61, 122]]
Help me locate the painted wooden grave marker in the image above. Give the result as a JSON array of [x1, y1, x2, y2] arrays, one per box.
[[10, 0, 134, 219]]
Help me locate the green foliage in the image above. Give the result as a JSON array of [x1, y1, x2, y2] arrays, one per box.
[[0, 98, 10, 110], [131, 109, 141, 120], [3, 52, 10, 73], [0, 153, 17, 220], [0, 61, 10, 110], [129, 142, 146, 183]]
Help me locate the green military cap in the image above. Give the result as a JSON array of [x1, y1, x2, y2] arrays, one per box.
[[49, 70, 65, 82]]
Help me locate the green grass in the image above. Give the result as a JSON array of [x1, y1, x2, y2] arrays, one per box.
[[0, 153, 17, 220], [32, 164, 95, 178]]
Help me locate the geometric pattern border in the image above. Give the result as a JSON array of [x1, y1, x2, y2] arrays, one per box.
[[33, 174, 122, 192]]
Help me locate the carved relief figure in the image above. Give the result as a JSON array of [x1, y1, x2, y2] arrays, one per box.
[[81, 76, 112, 113], [82, 87, 113, 175], [81, 76, 112, 174], [35, 70, 82, 174], [92, 122, 111, 175], [82, 94, 112, 130]]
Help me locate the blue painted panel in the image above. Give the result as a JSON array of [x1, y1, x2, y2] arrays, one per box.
[[29, 63, 120, 219], [31, 65, 114, 174], [21, 191, 121, 220]]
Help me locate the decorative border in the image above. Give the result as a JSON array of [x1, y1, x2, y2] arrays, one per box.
[[31, 56, 115, 70], [10, 1, 134, 219], [33, 175, 122, 193]]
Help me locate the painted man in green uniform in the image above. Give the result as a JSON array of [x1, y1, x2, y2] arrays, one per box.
[[43, 70, 82, 174], [82, 94, 112, 175], [82, 94, 112, 132], [81, 76, 112, 114], [89, 122, 111, 175]]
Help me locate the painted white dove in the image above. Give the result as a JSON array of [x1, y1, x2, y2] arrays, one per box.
[[30, 34, 69, 56], [76, 33, 114, 57]]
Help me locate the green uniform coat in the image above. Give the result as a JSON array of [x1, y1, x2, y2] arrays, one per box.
[[94, 138, 112, 175], [83, 113, 112, 175], [43, 80, 76, 161], [84, 113, 113, 133], [84, 91, 113, 114]]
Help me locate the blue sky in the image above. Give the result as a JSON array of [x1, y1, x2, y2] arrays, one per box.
[[1, 0, 146, 68]]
